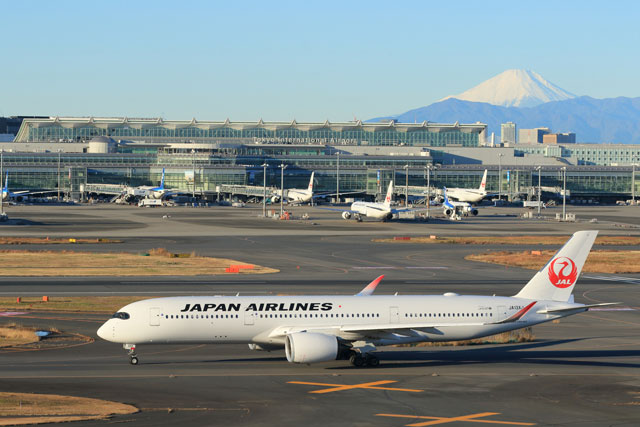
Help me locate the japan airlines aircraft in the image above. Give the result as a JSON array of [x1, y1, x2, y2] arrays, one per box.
[[280, 172, 316, 204], [442, 187, 478, 219], [445, 169, 488, 203], [335, 180, 417, 221], [128, 169, 167, 199], [98, 230, 616, 367]]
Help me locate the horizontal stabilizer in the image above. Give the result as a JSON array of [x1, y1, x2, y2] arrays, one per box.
[[356, 275, 384, 296], [536, 302, 620, 314]]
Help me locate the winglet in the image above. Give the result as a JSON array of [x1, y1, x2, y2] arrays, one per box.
[[356, 275, 384, 296]]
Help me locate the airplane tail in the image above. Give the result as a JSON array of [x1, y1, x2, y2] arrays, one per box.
[[383, 181, 393, 207], [307, 172, 314, 193], [514, 230, 598, 302], [160, 168, 165, 189], [479, 169, 487, 192], [443, 187, 450, 205], [3, 172, 7, 193]]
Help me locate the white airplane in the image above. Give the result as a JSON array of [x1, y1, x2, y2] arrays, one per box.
[[1, 172, 52, 202], [444, 169, 488, 203], [337, 180, 415, 221], [442, 187, 478, 219], [277, 172, 316, 204], [127, 169, 167, 199], [98, 230, 616, 367]]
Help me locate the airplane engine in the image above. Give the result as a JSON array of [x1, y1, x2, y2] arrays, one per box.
[[285, 332, 338, 364], [471, 208, 479, 216], [342, 211, 352, 220], [384, 212, 393, 221], [444, 208, 453, 217]]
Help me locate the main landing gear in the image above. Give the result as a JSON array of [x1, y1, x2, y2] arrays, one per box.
[[348, 351, 379, 368], [124, 344, 139, 365]]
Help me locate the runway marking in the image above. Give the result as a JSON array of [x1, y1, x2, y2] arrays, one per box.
[[376, 412, 535, 426], [287, 380, 423, 394], [405, 267, 449, 269], [352, 266, 397, 270], [0, 312, 27, 316]]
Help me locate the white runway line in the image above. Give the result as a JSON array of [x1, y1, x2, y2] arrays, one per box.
[[583, 275, 640, 284]]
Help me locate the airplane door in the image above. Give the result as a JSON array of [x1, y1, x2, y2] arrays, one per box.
[[244, 311, 255, 326], [495, 305, 507, 321], [389, 306, 399, 323], [149, 307, 161, 326]]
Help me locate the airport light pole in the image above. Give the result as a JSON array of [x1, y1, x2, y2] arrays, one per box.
[[561, 166, 567, 221], [262, 163, 268, 217], [403, 164, 409, 207], [336, 152, 340, 204], [279, 163, 286, 217], [191, 149, 196, 202], [57, 149, 61, 202], [425, 164, 431, 219], [632, 164, 636, 205], [498, 153, 503, 203], [536, 166, 542, 215]]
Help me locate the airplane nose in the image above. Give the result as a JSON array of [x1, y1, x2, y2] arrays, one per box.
[[97, 322, 110, 341]]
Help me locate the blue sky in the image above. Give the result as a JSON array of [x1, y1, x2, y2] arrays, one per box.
[[2, 0, 639, 121]]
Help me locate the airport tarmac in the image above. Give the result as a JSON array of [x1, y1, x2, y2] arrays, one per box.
[[0, 203, 638, 426]]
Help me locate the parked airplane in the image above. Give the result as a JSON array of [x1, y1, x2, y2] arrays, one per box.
[[276, 172, 316, 204], [442, 187, 478, 219], [97, 231, 615, 367], [336, 180, 416, 221], [127, 169, 167, 199], [445, 169, 488, 203], [1, 172, 51, 202]]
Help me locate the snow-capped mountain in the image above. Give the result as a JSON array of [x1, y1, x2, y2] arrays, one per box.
[[441, 69, 576, 108]]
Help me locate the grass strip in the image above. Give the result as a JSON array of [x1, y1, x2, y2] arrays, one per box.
[[373, 235, 640, 245], [0, 237, 121, 245], [465, 250, 640, 274], [0, 392, 137, 425], [0, 248, 278, 276], [1, 296, 150, 314]]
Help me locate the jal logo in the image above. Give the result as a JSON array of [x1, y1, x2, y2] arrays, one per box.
[[548, 257, 578, 288]]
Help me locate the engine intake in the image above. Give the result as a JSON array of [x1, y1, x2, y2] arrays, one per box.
[[342, 211, 352, 220], [285, 332, 338, 364]]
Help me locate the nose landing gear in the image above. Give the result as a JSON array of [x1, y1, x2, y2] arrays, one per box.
[[124, 344, 139, 365]]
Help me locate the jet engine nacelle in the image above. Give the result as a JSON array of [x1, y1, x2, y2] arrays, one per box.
[[342, 211, 352, 220], [470, 208, 479, 216], [444, 208, 453, 217], [285, 332, 338, 364]]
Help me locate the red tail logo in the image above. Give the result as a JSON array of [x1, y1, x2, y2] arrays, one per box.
[[548, 257, 578, 288]]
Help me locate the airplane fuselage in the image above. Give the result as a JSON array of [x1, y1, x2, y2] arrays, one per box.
[[97, 294, 569, 348], [349, 201, 393, 220], [445, 188, 486, 204]]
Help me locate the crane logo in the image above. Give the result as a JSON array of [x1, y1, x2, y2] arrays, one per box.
[[548, 257, 578, 288]]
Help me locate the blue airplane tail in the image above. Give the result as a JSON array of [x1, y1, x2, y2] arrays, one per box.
[[160, 168, 165, 189], [3, 172, 7, 193]]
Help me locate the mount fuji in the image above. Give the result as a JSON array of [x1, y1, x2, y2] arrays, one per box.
[[441, 69, 575, 108], [369, 69, 640, 143]]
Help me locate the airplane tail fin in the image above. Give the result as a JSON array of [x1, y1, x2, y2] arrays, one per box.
[[3, 172, 7, 193], [307, 171, 314, 193], [443, 187, 450, 204], [479, 169, 487, 192], [514, 230, 598, 302], [160, 168, 165, 189], [384, 181, 393, 207]]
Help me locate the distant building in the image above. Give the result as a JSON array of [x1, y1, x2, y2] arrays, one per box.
[[519, 127, 551, 144], [501, 122, 517, 145], [542, 132, 576, 144]]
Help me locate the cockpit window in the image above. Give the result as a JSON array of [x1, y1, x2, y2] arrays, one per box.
[[111, 312, 130, 320]]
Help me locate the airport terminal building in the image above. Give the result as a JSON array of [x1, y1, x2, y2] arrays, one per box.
[[2, 116, 639, 203]]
